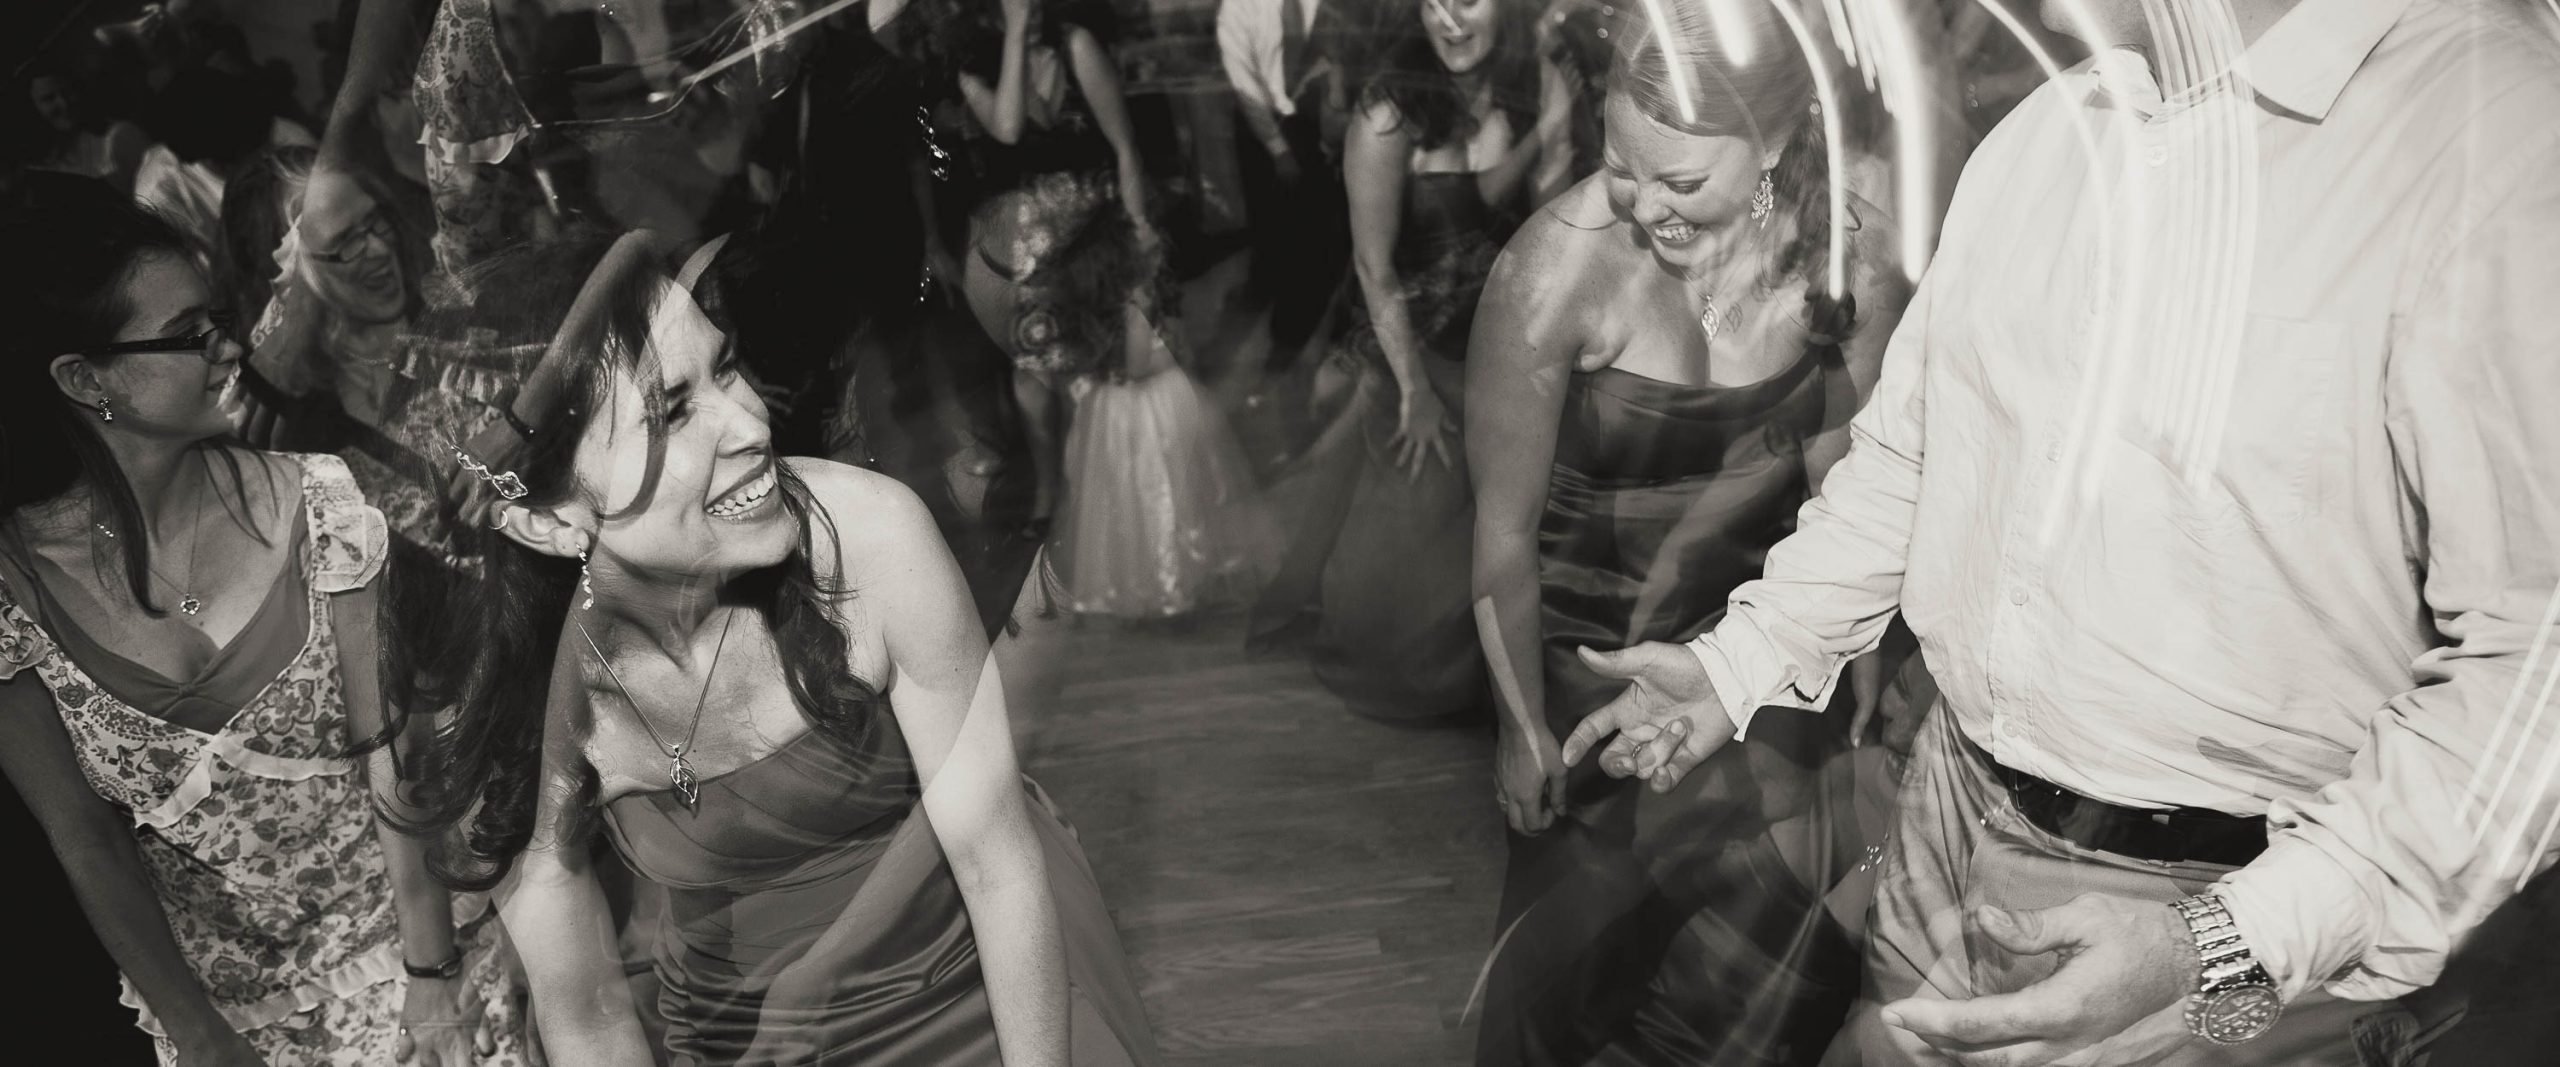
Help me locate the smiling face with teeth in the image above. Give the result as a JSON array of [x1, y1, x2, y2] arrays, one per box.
[[563, 277, 799, 584], [1600, 93, 1782, 274]]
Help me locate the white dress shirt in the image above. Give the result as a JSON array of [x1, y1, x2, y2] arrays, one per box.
[[1218, 0, 1322, 119], [1685, 0, 2560, 1003]]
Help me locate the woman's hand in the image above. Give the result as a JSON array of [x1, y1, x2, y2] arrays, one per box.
[[1495, 727, 1568, 836], [397, 975, 493, 1066], [1390, 383, 1456, 477], [1000, 0, 1034, 32], [171, 1028, 269, 1067]]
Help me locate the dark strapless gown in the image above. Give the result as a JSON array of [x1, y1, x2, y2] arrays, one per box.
[[603, 722, 1158, 1066], [1275, 171, 1508, 722], [1476, 315, 1871, 1067]]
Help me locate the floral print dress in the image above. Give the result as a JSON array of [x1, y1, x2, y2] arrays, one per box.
[[0, 454, 521, 1065]]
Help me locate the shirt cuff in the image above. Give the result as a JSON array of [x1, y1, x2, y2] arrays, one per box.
[[2215, 837, 2387, 1003], [1688, 636, 1766, 740]]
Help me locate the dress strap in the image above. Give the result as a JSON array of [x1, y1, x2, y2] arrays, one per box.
[[293, 453, 391, 594]]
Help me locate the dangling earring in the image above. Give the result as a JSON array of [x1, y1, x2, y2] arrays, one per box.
[[95, 397, 114, 423], [1749, 170, 1775, 227], [578, 546, 597, 610]]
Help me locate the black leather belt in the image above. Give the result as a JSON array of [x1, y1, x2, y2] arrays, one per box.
[[1968, 734, 2269, 868]]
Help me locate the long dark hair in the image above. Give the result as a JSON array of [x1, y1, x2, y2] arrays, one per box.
[[1608, 1, 1857, 330], [1348, 0, 1543, 153], [393, 234, 889, 891], [0, 185, 271, 612]]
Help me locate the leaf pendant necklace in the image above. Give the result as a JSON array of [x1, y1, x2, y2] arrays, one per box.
[[579, 609, 737, 814]]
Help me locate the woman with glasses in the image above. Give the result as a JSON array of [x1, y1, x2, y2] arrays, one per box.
[[0, 191, 523, 1065], [218, 146, 429, 453]]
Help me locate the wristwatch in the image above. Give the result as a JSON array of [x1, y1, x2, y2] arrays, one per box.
[[2171, 893, 2283, 1045]]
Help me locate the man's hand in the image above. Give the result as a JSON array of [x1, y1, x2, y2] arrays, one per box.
[[1883, 896, 2200, 1067], [1561, 642, 1735, 792]]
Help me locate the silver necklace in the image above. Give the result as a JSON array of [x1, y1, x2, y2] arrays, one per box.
[[576, 609, 737, 813], [91, 457, 211, 616]]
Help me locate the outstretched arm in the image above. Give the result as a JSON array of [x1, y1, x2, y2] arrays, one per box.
[[1342, 101, 1454, 476]]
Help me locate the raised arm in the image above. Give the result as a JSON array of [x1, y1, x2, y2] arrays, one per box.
[[1342, 101, 1453, 476], [960, 0, 1039, 145], [0, 672, 262, 1066], [821, 464, 1067, 1066], [319, 0, 438, 172], [1066, 25, 1153, 241], [1466, 210, 1584, 835]]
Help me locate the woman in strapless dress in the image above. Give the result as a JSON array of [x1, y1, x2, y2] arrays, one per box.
[[395, 232, 1158, 1066], [1465, 6, 1917, 1064]]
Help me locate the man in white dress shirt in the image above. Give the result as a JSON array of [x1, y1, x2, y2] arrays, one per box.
[[1559, 0, 2560, 1063], [1217, 0, 1347, 371]]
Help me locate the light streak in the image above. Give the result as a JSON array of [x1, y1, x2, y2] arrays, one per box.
[[1706, 0, 1761, 68], [1842, 0, 1936, 278], [1635, 0, 1700, 126], [1763, 0, 1847, 297], [650, 0, 868, 104]]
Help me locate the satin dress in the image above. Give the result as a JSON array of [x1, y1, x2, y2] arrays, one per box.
[[602, 717, 1158, 1066], [1281, 171, 1509, 722], [1476, 300, 1872, 1067]]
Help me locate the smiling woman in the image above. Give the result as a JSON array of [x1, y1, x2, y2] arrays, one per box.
[[390, 229, 1161, 1066], [1461, 3, 1915, 1064], [0, 178, 522, 1067]]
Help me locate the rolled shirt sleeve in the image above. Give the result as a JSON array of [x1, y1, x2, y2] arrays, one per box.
[[1688, 259, 1938, 739], [2218, 129, 2560, 1003]]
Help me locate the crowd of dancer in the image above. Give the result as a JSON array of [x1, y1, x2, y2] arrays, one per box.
[[5, 0, 2559, 1064]]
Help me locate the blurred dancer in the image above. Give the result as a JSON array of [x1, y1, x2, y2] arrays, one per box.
[[1218, 0, 1351, 373], [1564, 0, 2560, 1064], [217, 146, 431, 451], [1251, 0, 1567, 721], [400, 232, 1158, 1064], [15, 64, 155, 194], [1466, 5, 1909, 1063], [952, 0, 1165, 531], [950, 0, 1269, 616], [0, 188, 515, 1066]]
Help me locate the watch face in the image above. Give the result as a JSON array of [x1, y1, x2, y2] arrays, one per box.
[[2198, 984, 2283, 1044]]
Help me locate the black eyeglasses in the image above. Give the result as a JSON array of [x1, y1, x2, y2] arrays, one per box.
[[81, 309, 237, 363], [307, 213, 396, 265]]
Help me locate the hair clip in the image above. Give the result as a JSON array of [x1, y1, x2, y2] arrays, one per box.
[[450, 444, 529, 500]]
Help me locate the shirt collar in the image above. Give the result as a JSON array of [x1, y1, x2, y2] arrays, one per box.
[[2241, 0, 2412, 120], [2079, 0, 2412, 122]]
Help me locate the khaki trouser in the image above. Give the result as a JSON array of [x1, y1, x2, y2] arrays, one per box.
[[1823, 709, 2417, 1066]]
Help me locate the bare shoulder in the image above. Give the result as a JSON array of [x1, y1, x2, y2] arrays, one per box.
[[1484, 177, 1617, 332], [785, 458, 942, 586]]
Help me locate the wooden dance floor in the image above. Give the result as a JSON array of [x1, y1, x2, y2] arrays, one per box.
[[1020, 613, 1504, 1067]]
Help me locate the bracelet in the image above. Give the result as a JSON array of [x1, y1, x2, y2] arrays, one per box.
[[404, 953, 465, 981], [491, 389, 539, 442]]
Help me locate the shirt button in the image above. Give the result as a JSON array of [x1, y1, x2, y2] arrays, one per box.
[[2010, 589, 2029, 606], [2145, 145, 2168, 166]]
